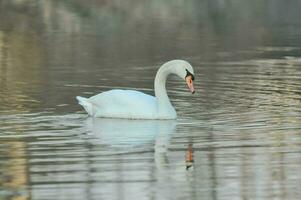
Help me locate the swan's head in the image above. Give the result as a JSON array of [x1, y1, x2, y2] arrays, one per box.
[[170, 60, 195, 94]]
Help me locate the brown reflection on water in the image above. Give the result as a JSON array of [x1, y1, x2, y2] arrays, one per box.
[[0, 29, 44, 114], [1, 141, 29, 200]]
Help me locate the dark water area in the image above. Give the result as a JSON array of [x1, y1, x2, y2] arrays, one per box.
[[0, 0, 300, 199]]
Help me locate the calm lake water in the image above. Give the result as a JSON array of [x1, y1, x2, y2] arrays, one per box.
[[0, 1, 301, 200]]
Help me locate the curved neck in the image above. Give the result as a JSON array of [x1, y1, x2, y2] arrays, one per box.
[[154, 63, 173, 112]]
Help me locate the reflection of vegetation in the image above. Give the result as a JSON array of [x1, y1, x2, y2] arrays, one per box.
[[0, 141, 29, 200], [0, 30, 43, 114]]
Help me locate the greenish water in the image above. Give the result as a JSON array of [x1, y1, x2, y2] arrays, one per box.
[[0, 1, 300, 200]]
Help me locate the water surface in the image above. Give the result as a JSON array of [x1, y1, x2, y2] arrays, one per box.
[[0, 1, 300, 200]]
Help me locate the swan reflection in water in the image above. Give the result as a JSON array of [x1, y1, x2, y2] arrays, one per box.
[[85, 118, 177, 171], [84, 118, 196, 172], [85, 118, 176, 147]]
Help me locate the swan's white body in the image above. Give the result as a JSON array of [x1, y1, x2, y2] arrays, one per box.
[[76, 60, 194, 119], [77, 90, 166, 119]]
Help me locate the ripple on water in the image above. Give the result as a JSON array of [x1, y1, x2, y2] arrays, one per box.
[[1, 9, 301, 199]]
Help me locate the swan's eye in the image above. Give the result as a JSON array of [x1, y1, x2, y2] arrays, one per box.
[[185, 69, 195, 80]]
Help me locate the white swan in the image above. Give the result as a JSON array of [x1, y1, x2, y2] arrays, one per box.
[[76, 60, 195, 119]]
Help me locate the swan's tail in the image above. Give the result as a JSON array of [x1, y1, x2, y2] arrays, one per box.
[[76, 96, 93, 116]]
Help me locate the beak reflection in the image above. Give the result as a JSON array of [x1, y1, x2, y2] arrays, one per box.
[[186, 144, 194, 170]]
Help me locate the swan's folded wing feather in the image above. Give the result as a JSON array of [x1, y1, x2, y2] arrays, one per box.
[[87, 89, 158, 119]]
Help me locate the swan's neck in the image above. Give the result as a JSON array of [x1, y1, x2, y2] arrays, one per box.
[[154, 63, 175, 115]]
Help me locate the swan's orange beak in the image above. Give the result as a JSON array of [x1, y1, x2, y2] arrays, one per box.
[[185, 75, 195, 94]]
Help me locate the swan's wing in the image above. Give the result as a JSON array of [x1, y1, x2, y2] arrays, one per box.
[[88, 89, 157, 118]]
